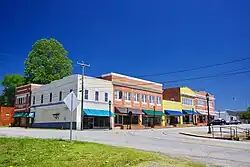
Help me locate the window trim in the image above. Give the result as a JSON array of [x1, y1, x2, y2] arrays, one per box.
[[105, 92, 108, 102], [182, 97, 193, 106], [41, 94, 43, 104], [114, 90, 122, 100], [142, 94, 147, 104], [156, 96, 161, 105], [84, 89, 89, 100], [32, 96, 35, 105], [125, 92, 131, 101], [134, 93, 140, 103], [95, 91, 99, 101], [59, 91, 62, 101], [49, 93, 53, 103], [150, 95, 155, 104]]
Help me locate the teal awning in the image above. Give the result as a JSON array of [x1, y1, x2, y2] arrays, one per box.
[[23, 112, 29, 117], [13, 112, 24, 118], [27, 112, 35, 118], [83, 109, 115, 117]]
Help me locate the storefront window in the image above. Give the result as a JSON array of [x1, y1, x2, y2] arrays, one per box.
[[132, 116, 139, 124], [155, 117, 161, 125]]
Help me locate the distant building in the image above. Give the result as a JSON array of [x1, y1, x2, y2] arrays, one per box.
[[13, 84, 42, 127], [0, 107, 14, 126], [101, 73, 164, 129], [216, 110, 244, 122], [30, 75, 114, 130]]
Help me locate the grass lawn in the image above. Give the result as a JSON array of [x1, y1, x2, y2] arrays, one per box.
[[0, 137, 206, 167]]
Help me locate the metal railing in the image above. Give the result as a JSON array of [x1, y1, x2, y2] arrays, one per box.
[[211, 126, 250, 140]]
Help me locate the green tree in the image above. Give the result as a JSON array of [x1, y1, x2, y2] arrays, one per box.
[[24, 38, 72, 84], [0, 74, 25, 106]]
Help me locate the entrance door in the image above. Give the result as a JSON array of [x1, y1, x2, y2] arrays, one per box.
[[82, 117, 94, 129]]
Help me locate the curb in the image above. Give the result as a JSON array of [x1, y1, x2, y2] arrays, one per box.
[[179, 132, 231, 140], [179, 132, 213, 139]]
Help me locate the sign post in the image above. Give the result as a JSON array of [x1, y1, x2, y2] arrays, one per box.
[[63, 91, 80, 141]]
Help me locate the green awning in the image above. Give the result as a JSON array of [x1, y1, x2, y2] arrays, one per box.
[[13, 112, 24, 118], [143, 110, 166, 116]]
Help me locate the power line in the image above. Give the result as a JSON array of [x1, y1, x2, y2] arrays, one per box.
[[161, 69, 250, 84], [136, 57, 250, 77]]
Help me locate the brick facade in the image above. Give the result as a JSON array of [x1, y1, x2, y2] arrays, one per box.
[[162, 87, 181, 102], [0, 107, 14, 126], [101, 73, 163, 129], [14, 84, 41, 127]]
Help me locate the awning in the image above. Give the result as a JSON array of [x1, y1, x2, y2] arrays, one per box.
[[165, 110, 183, 116], [143, 110, 166, 116], [196, 110, 207, 115], [115, 107, 144, 115], [83, 109, 115, 117], [196, 110, 217, 116], [27, 112, 35, 118], [13, 112, 24, 118], [210, 112, 217, 116], [182, 110, 197, 115]]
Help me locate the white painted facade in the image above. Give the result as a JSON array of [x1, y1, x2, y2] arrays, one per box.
[[30, 74, 114, 130]]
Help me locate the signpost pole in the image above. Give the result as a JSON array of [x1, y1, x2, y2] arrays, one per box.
[[70, 92, 73, 141], [64, 91, 80, 141]]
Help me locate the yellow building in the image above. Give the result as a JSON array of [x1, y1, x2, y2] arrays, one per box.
[[163, 87, 197, 126], [162, 100, 183, 126], [180, 87, 197, 124]]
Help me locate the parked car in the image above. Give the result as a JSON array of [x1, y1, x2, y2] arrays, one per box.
[[211, 118, 226, 125], [226, 120, 241, 125]]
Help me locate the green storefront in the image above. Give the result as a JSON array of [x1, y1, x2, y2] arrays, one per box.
[[142, 110, 165, 127]]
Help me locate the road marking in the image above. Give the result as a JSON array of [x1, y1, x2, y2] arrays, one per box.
[[180, 139, 250, 150]]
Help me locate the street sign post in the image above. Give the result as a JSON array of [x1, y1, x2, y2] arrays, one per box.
[[63, 91, 80, 141]]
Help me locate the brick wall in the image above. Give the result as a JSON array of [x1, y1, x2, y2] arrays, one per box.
[[102, 74, 163, 111], [163, 88, 181, 102], [113, 85, 162, 111], [0, 107, 14, 126]]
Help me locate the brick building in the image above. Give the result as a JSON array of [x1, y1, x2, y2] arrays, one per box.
[[101, 73, 164, 129], [0, 107, 14, 126], [13, 84, 41, 127], [194, 91, 216, 125]]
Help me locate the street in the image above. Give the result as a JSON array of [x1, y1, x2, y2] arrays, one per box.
[[1, 125, 250, 167]]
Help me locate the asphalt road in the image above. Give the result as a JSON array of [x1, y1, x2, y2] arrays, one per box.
[[1, 125, 250, 167]]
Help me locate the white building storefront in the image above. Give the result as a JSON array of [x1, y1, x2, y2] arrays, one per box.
[[30, 75, 114, 130]]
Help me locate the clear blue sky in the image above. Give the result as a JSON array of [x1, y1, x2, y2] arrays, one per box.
[[0, 0, 250, 110]]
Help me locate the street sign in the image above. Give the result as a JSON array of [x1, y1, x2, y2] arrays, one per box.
[[63, 91, 79, 112], [63, 91, 80, 141]]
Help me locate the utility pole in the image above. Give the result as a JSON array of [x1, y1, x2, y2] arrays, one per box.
[[77, 62, 90, 130], [206, 93, 211, 134]]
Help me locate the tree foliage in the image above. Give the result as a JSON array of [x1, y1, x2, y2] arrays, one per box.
[[240, 110, 250, 120], [24, 38, 72, 84], [0, 74, 25, 106]]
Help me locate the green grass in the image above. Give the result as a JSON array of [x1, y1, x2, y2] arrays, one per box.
[[0, 137, 206, 167]]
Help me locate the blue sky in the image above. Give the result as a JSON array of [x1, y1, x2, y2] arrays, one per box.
[[0, 0, 250, 110]]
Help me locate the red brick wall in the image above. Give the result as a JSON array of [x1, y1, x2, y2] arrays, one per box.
[[102, 75, 162, 91], [195, 91, 215, 112], [113, 85, 162, 111], [15, 84, 41, 112], [0, 107, 14, 126], [163, 88, 181, 102], [102, 74, 162, 111]]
